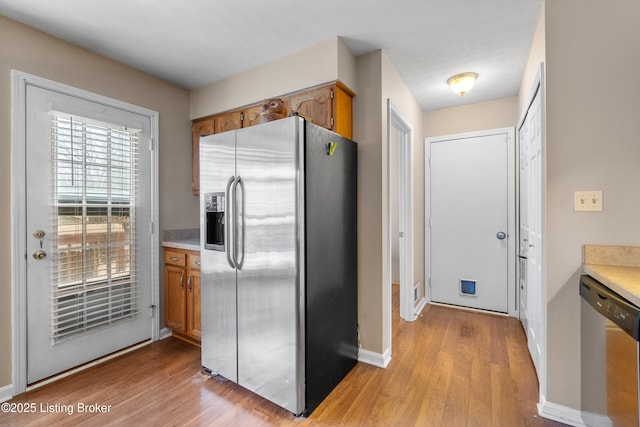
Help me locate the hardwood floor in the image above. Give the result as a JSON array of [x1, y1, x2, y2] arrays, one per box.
[[1, 288, 565, 426]]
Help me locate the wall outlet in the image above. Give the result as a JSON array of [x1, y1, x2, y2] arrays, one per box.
[[574, 190, 603, 212]]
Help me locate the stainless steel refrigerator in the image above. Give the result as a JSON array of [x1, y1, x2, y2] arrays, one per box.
[[199, 116, 358, 416]]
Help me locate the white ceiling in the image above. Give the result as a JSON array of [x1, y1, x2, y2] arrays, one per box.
[[0, 0, 542, 112]]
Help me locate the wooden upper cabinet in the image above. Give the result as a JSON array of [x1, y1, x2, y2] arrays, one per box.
[[241, 105, 264, 128], [215, 110, 242, 134], [190, 82, 354, 196], [191, 117, 214, 195], [333, 84, 353, 139], [288, 83, 353, 138], [289, 86, 333, 131]]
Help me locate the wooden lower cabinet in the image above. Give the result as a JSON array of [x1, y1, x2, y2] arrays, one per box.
[[186, 257, 201, 339], [164, 248, 201, 346]]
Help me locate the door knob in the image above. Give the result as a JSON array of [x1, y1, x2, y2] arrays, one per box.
[[496, 231, 507, 240], [32, 250, 47, 260], [33, 230, 46, 239]]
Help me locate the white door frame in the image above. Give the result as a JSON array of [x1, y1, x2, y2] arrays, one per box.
[[425, 127, 517, 317], [516, 63, 547, 407], [10, 70, 160, 395], [387, 99, 416, 324]]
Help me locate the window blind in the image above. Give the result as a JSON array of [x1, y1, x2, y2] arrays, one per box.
[[50, 113, 140, 342]]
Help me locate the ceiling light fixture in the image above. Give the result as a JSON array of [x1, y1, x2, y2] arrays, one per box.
[[447, 72, 478, 96]]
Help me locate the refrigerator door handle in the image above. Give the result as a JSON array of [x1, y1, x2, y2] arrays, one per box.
[[225, 176, 236, 269], [235, 176, 245, 270], [231, 176, 244, 270]]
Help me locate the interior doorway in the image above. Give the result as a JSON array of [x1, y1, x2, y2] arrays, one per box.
[[387, 100, 418, 326]]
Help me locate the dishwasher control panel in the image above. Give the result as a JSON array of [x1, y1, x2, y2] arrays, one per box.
[[580, 274, 640, 341]]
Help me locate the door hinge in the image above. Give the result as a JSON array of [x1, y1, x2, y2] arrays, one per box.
[[149, 221, 154, 234], [149, 138, 154, 151], [330, 117, 335, 127], [330, 89, 334, 99], [240, 112, 244, 121]]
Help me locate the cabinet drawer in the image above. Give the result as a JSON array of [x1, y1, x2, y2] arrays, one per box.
[[188, 253, 201, 270], [165, 250, 186, 267]]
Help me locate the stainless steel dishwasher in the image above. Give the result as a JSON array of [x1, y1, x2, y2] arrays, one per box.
[[580, 274, 640, 426]]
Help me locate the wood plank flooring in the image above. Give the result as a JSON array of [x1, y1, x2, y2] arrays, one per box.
[[1, 287, 565, 426]]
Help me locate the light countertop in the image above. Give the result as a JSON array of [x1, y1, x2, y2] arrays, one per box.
[[161, 228, 200, 252], [583, 245, 640, 307], [162, 239, 200, 252]]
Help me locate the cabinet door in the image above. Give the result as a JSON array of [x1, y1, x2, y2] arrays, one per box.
[[333, 84, 353, 139], [165, 265, 187, 333], [289, 86, 333, 131], [241, 105, 264, 128], [187, 268, 201, 340], [215, 110, 242, 134], [192, 118, 214, 195]]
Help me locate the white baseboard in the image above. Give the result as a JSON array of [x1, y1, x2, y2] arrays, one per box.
[[0, 384, 14, 403], [159, 327, 172, 340], [358, 347, 391, 368], [414, 298, 427, 317], [538, 396, 588, 427], [580, 411, 612, 427]]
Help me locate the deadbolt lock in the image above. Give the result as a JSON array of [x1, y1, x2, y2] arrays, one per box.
[[32, 250, 47, 260], [33, 230, 45, 239]]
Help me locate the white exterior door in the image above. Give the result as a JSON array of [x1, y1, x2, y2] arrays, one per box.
[[518, 81, 544, 376], [428, 129, 513, 313], [25, 83, 154, 384]]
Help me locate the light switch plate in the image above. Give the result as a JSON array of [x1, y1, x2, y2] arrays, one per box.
[[575, 190, 603, 212]]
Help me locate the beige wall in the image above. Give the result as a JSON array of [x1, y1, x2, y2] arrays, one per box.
[[190, 37, 357, 119], [350, 50, 426, 356], [0, 16, 192, 389], [542, 0, 640, 412], [423, 97, 520, 138], [518, 2, 545, 111], [381, 53, 426, 315], [189, 43, 422, 359], [189, 41, 390, 357], [353, 51, 385, 353]]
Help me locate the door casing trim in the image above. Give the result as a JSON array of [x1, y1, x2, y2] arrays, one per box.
[[10, 70, 160, 395], [387, 99, 416, 325]]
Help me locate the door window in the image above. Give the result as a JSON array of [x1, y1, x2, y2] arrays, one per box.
[[51, 113, 139, 342]]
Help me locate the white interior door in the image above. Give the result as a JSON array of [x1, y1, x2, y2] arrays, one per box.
[[428, 130, 512, 313], [25, 83, 154, 384], [518, 80, 544, 376]]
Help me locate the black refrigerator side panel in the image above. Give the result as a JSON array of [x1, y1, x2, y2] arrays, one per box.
[[304, 122, 358, 415]]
